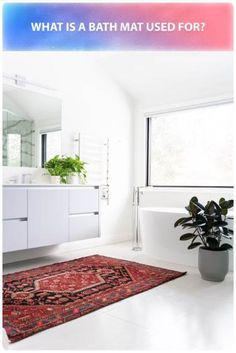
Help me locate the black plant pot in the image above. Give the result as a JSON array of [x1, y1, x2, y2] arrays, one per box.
[[198, 247, 229, 282]]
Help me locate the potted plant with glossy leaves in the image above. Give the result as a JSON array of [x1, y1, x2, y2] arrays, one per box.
[[174, 196, 233, 282]]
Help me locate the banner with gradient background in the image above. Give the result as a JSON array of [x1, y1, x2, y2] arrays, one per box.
[[3, 3, 233, 51]]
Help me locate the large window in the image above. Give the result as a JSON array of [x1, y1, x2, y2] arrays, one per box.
[[147, 102, 233, 187]]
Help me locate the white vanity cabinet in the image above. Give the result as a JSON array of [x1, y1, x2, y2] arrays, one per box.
[[69, 188, 99, 214], [28, 188, 69, 248], [2, 187, 28, 252], [69, 188, 99, 241], [2, 185, 100, 253], [3, 220, 28, 252], [3, 187, 27, 219], [69, 214, 99, 241]]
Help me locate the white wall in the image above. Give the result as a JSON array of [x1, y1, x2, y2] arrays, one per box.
[[61, 56, 134, 245], [2, 167, 46, 184]]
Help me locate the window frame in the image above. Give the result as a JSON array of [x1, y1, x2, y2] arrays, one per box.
[[40, 129, 61, 167], [41, 133, 47, 167], [146, 103, 233, 189]]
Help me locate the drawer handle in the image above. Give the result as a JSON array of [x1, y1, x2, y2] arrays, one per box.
[[19, 218, 27, 222]]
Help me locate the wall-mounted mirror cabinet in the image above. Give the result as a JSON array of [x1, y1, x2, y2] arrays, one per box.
[[2, 82, 62, 168]]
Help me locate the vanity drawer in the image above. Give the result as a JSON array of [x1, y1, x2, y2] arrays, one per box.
[[3, 187, 27, 219], [3, 219, 28, 252], [28, 188, 69, 248], [69, 188, 99, 214], [69, 214, 99, 241]]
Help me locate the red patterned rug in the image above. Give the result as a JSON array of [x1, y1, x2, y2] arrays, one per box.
[[3, 255, 186, 343]]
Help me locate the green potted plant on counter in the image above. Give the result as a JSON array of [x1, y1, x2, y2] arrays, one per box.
[[174, 196, 234, 282], [63, 155, 87, 184], [45, 155, 87, 184], [44, 155, 66, 184]]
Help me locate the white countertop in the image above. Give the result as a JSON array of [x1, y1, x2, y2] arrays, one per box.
[[3, 184, 99, 187]]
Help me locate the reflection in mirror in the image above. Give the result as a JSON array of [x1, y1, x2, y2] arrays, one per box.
[[41, 130, 61, 167], [2, 83, 62, 168], [7, 133, 21, 166], [3, 109, 35, 167]]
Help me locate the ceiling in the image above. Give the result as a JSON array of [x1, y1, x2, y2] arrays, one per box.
[[96, 52, 233, 108], [3, 52, 233, 109]]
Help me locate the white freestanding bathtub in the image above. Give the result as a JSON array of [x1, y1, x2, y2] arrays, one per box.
[[139, 207, 233, 271]]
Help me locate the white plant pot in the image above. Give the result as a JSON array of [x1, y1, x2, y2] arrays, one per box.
[[50, 176, 61, 184], [67, 175, 79, 184]]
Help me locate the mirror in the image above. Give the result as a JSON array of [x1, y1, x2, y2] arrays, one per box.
[[2, 83, 62, 168]]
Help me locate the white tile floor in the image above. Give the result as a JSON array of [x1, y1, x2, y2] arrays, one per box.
[[2, 241, 234, 350]]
